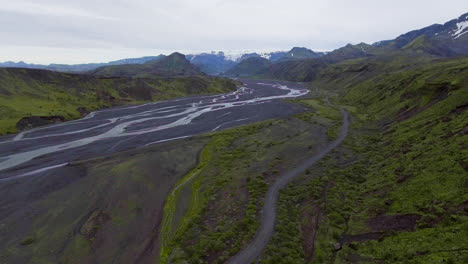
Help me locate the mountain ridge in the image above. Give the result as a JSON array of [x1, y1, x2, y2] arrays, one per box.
[[0, 48, 326, 75], [0, 56, 165, 73], [91, 52, 202, 78], [227, 12, 468, 81]]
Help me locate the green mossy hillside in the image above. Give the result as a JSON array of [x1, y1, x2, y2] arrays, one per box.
[[0, 68, 237, 134], [289, 56, 468, 263]]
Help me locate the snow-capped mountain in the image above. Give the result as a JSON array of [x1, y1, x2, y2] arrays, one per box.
[[185, 52, 236, 75], [185, 50, 283, 75], [452, 17, 468, 39], [374, 12, 468, 56], [186, 48, 324, 74], [210, 49, 287, 62]]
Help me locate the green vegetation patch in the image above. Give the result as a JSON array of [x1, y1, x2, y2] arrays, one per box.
[[262, 56, 468, 263], [160, 108, 334, 263]]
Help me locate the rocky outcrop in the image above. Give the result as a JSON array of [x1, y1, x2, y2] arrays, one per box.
[[76, 107, 90, 117], [96, 90, 117, 105], [16, 116, 65, 131]]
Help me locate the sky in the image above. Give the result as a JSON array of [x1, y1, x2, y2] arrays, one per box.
[[0, 0, 467, 64]]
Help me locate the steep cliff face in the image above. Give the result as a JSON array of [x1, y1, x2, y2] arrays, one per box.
[[16, 116, 66, 131]]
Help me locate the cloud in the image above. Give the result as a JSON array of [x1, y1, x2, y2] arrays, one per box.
[[0, 0, 116, 20], [0, 0, 467, 64]]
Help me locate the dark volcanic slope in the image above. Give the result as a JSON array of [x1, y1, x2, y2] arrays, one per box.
[[225, 57, 271, 77], [0, 80, 309, 180], [91, 52, 201, 78]]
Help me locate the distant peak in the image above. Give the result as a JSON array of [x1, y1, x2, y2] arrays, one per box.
[[290, 47, 308, 51], [168, 52, 186, 58]]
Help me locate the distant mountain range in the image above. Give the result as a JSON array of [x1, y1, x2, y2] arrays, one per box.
[[1, 12, 466, 78], [187, 48, 327, 74], [0, 56, 164, 73], [0, 47, 325, 75]]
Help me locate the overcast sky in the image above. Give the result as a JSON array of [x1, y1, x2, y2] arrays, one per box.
[[0, 0, 467, 64]]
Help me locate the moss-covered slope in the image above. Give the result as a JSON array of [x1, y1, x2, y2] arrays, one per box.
[[0, 68, 237, 134], [258, 56, 468, 263]]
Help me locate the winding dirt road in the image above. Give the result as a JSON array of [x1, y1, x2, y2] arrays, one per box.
[[227, 108, 350, 264]]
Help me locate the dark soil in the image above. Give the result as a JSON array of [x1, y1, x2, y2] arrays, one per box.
[[368, 214, 421, 232], [340, 232, 384, 244]]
